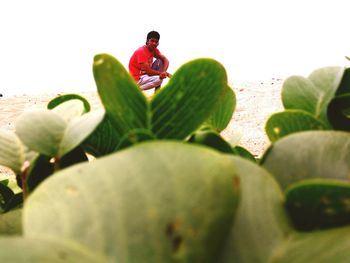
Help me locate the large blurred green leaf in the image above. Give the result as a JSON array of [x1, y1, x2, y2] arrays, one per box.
[[24, 142, 240, 263], [282, 67, 343, 125], [0, 209, 22, 235], [265, 110, 327, 142], [0, 237, 108, 262], [261, 131, 350, 190], [150, 58, 228, 139], [0, 130, 25, 174], [271, 225, 350, 262], [205, 85, 236, 132], [93, 54, 149, 137], [219, 156, 292, 263]]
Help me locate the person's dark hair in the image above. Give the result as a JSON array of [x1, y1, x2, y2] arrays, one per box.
[[147, 31, 160, 41]]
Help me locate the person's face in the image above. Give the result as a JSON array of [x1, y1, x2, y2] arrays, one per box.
[[146, 38, 159, 51]]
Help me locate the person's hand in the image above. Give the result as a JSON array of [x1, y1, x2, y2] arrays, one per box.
[[159, 72, 169, 79], [159, 72, 172, 79]]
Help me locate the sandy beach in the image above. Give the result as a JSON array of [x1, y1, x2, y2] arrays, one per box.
[[0, 79, 284, 175]]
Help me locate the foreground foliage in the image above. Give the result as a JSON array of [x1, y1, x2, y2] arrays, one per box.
[[0, 55, 350, 262]]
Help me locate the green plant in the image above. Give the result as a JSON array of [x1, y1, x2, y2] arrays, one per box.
[[1, 55, 350, 262], [265, 67, 350, 142], [0, 55, 252, 212]]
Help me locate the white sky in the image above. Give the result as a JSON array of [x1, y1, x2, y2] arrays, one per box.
[[0, 0, 349, 95]]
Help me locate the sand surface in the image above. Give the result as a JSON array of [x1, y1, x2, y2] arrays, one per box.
[[0, 79, 284, 176]]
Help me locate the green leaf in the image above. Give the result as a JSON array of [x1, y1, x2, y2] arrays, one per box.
[[219, 156, 292, 263], [0, 237, 108, 262], [151, 58, 228, 139], [327, 94, 350, 131], [50, 99, 86, 123], [59, 146, 89, 169], [0, 179, 9, 186], [282, 67, 343, 125], [265, 110, 327, 142], [271, 226, 350, 262], [116, 129, 156, 150], [16, 111, 67, 157], [231, 146, 256, 163], [3, 193, 23, 212], [47, 93, 91, 112], [26, 155, 54, 192], [285, 179, 350, 231], [261, 131, 350, 190], [81, 115, 120, 157], [0, 183, 15, 208], [282, 76, 320, 114], [205, 85, 236, 132], [93, 54, 149, 137], [0, 130, 25, 174], [188, 130, 234, 154], [0, 209, 22, 235], [24, 142, 240, 263], [58, 109, 105, 157]]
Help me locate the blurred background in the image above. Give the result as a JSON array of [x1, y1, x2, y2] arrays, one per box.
[[0, 0, 349, 95]]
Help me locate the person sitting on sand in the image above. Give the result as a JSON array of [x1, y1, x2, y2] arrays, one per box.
[[128, 31, 171, 93]]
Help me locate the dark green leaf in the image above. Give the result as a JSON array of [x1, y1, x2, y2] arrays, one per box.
[[0, 179, 9, 186], [81, 114, 120, 157], [0, 183, 15, 207], [116, 129, 156, 150], [285, 179, 350, 231], [59, 147, 89, 169], [231, 146, 256, 162], [265, 110, 327, 142], [327, 94, 350, 131], [26, 155, 54, 192], [3, 193, 23, 212]]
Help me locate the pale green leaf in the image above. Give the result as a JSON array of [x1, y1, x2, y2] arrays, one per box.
[[51, 99, 86, 123], [0, 130, 25, 174], [58, 109, 105, 157], [261, 131, 350, 190], [24, 142, 240, 263], [219, 156, 292, 263], [15, 111, 66, 157], [0, 237, 108, 262]]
